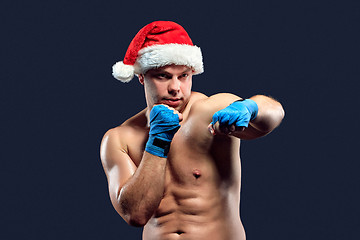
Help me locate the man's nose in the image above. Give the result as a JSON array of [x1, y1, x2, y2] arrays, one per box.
[[168, 77, 180, 92]]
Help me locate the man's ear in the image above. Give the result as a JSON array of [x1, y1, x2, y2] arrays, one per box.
[[138, 74, 145, 85]]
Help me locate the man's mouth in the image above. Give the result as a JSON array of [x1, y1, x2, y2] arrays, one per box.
[[161, 98, 182, 107]]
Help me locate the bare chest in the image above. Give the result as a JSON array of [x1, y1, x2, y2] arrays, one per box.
[[128, 117, 240, 187]]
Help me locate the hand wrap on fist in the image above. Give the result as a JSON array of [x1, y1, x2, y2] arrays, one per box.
[[145, 105, 181, 158], [210, 99, 258, 134]]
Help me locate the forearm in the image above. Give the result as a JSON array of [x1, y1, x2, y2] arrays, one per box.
[[117, 152, 167, 226], [249, 95, 285, 133], [207, 93, 284, 139], [114, 105, 180, 226]]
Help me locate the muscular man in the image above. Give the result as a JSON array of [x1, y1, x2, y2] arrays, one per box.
[[100, 21, 284, 239]]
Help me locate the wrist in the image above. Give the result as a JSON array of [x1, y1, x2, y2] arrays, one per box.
[[146, 105, 181, 158], [145, 135, 171, 158], [234, 99, 258, 121]]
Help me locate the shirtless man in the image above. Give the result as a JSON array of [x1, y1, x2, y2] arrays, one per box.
[[100, 21, 284, 240]]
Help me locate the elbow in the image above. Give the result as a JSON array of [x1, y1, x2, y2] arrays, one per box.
[[115, 186, 157, 227], [275, 103, 285, 124], [252, 95, 285, 129], [254, 104, 285, 134], [118, 196, 150, 227], [268, 104, 285, 131], [111, 193, 149, 227], [125, 214, 149, 227], [117, 203, 149, 227]]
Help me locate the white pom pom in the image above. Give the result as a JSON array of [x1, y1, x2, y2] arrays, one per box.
[[112, 61, 135, 83]]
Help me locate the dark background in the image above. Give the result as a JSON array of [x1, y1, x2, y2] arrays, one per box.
[[2, 0, 359, 239]]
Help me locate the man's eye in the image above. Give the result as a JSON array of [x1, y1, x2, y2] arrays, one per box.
[[157, 74, 168, 79], [181, 74, 188, 78]]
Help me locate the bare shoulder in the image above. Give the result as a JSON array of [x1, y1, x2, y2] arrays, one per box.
[[102, 109, 147, 148], [190, 91, 208, 99], [100, 109, 147, 169], [100, 126, 132, 171], [203, 93, 242, 106], [187, 91, 208, 106], [101, 125, 131, 154]]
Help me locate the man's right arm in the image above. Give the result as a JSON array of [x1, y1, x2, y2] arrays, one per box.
[[100, 128, 168, 227], [100, 105, 181, 227]]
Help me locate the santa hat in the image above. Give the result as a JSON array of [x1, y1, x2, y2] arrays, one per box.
[[112, 21, 204, 83]]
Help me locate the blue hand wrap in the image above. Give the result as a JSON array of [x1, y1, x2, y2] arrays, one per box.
[[145, 105, 180, 158], [211, 99, 258, 128]]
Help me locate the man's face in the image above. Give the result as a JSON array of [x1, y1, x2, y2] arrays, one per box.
[[139, 65, 193, 112]]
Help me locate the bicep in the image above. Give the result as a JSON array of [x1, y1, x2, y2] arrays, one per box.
[[100, 130, 137, 205]]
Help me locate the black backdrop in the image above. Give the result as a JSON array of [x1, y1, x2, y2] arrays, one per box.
[[2, 0, 359, 239]]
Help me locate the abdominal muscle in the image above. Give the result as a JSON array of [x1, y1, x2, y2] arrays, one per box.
[[142, 169, 246, 240]]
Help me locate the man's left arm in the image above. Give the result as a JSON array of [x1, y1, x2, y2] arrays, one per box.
[[209, 94, 285, 140]]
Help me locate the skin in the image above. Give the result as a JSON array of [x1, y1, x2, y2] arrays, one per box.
[[100, 65, 285, 239]]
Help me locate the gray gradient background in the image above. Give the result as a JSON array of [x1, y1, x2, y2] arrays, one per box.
[[1, 0, 359, 239]]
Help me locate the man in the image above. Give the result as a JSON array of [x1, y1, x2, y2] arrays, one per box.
[[100, 21, 284, 240]]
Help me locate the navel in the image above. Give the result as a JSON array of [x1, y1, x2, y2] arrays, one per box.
[[192, 169, 201, 179]]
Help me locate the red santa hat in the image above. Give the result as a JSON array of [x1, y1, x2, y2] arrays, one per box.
[[112, 21, 204, 83]]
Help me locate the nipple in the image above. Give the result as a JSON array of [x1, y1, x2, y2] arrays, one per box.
[[192, 169, 201, 179]]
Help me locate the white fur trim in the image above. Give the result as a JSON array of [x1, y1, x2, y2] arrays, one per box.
[[112, 61, 135, 83], [134, 44, 204, 75]]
